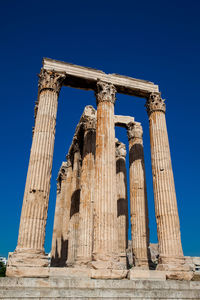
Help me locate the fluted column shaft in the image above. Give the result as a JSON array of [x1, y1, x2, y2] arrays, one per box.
[[116, 141, 128, 268], [62, 156, 73, 264], [9, 70, 65, 267], [76, 119, 96, 265], [128, 122, 150, 268], [146, 93, 184, 267], [92, 81, 120, 270], [67, 144, 81, 265], [51, 162, 69, 267]]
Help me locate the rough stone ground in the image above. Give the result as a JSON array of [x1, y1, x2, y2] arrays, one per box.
[[1, 277, 200, 299]]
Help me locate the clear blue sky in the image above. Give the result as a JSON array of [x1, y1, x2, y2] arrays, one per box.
[[0, 0, 199, 258]]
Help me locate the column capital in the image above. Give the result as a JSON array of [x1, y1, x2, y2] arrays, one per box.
[[56, 162, 68, 192], [66, 154, 73, 168], [146, 93, 166, 116], [58, 162, 68, 180], [95, 80, 117, 105], [115, 140, 126, 158], [73, 139, 80, 153], [82, 117, 96, 132], [38, 69, 66, 94], [127, 122, 143, 140]]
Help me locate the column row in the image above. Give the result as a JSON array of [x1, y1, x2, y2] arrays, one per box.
[[7, 71, 185, 275]]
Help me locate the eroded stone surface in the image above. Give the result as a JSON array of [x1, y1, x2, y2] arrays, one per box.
[[127, 122, 150, 268], [146, 93, 185, 271], [7, 60, 194, 282], [1, 277, 200, 299]]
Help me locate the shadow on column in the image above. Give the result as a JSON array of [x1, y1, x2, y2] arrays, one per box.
[[70, 189, 81, 218], [116, 157, 128, 268], [51, 190, 80, 267], [129, 143, 151, 267], [51, 237, 69, 267]]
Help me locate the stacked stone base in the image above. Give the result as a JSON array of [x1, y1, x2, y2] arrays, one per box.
[[7, 266, 197, 281], [1, 277, 200, 299], [6, 267, 128, 280]]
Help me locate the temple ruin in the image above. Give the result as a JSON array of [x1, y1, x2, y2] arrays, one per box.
[[6, 58, 196, 282]]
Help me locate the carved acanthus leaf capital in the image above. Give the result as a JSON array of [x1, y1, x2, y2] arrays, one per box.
[[115, 140, 126, 158], [38, 69, 66, 94], [95, 80, 117, 105], [145, 93, 166, 116], [82, 117, 96, 132], [127, 122, 143, 140], [58, 162, 68, 179], [56, 162, 68, 191]]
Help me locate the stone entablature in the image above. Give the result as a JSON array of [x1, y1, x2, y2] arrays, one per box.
[[43, 58, 159, 97]]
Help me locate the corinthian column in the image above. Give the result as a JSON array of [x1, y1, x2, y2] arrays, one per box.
[[116, 140, 128, 269], [92, 81, 120, 270], [127, 122, 150, 269], [67, 141, 81, 266], [76, 117, 96, 266], [51, 161, 69, 267], [62, 155, 73, 264], [146, 93, 184, 270], [7, 70, 65, 272]]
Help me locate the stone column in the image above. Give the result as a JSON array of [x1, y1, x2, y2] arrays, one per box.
[[51, 161, 70, 267], [7, 70, 65, 271], [92, 80, 121, 271], [146, 93, 184, 270], [62, 155, 73, 264], [127, 122, 150, 269], [76, 117, 96, 266], [67, 141, 81, 266], [116, 140, 128, 269]]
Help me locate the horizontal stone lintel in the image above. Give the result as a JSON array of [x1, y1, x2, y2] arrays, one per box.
[[43, 58, 159, 97], [114, 115, 135, 128]]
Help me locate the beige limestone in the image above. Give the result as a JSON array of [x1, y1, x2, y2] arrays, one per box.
[[91, 269, 128, 279], [6, 266, 49, 278], [7, 70, 65, 273], [115, 140, 128, 268], [76, 113, 96, 265], [51, 161, 72, 267], [67, 142, 81, 265], [92, 81, 121, 271], [127, 122, 150, 268], [128, 269, 166, 280], [43, 58, 159, 97], [6, 59, 192, 281], [146, 93, 185, 271], [61, 156, 73, 264], [114, 115, 135, 127], [49, 267, 91, 278], [1, 277, 200, 299]]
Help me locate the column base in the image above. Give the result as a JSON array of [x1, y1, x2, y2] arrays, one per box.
[[156, 256, 193, 280], [7, 248, 49, 268], [119, 252, 128, 268], [6, 266, 128, 279], [91, 252, 126, 270], [6, 265, 195, 281], [74, 256, 91, 268], [6, 266, 49, 278], [157, 256, 191, 271], [134, 258, 150, 270]]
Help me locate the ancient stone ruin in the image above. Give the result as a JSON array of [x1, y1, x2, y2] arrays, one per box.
[[5, 58, 198, 286]]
